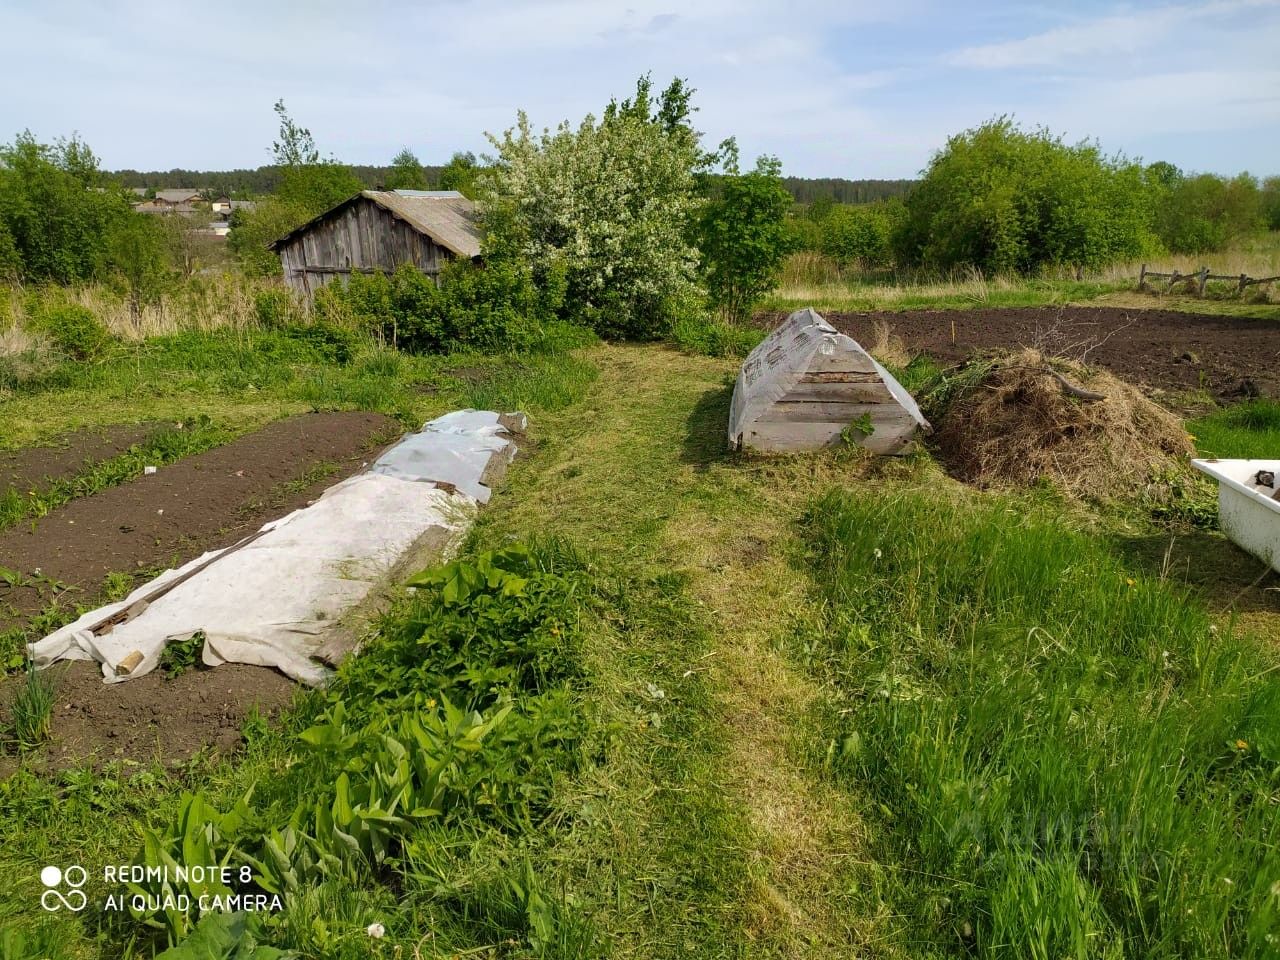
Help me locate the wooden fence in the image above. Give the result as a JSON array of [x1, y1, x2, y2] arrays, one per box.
[[1138, 264, 1280, 297]]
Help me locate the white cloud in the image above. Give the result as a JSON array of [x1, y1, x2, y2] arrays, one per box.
[[948, 0, 1278, 69]]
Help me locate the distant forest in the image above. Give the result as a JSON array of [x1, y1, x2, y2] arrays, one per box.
[[781, 177, 915, 204], [109, 165, 915, 204], [110, 165, 445, 198]]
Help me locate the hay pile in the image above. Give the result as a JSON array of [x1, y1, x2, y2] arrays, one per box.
[[926, 349, 1194, 502]]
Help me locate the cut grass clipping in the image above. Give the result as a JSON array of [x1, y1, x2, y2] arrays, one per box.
[[799, 489, 1280, 957]]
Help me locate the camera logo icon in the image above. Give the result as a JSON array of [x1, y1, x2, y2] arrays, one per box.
[[41, 865, 87, 912]]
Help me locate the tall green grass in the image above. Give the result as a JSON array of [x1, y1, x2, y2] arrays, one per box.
[[1192, 399, 1280, 459], [801, 490, 1280, 958]]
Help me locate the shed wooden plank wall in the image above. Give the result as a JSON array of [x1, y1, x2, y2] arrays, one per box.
[[279, 197, 453, 298]]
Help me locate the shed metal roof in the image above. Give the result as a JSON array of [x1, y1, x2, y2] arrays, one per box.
[[269, 190, 482, 259]]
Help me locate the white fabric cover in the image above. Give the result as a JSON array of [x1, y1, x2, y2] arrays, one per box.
[[29, 410, 520, 684]]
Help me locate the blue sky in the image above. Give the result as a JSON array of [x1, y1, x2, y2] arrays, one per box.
[[2, 0, 1277, 178]]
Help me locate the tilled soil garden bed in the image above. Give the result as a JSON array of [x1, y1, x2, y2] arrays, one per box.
[[790, 306, 1280, 398], [1, 423, 159, 493], [0, 410, 400, 768]]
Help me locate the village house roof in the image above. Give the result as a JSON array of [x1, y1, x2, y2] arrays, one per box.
[[269, 190, 481, 259], [134, 200, 197, 214], [154, 188, 202, 204]]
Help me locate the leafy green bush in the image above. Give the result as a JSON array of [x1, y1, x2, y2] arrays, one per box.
[[1152, 169, 1264, 254], [28, 303, 112, 360], [895, 118, 1155, 274], [314, 259, 559, 354], [1263, 176, 1280, 232], [817, 200, 903, 268], [339, 544, 584, 716], [697, 151, 794, 323], [252, 288, 301, 329], [0, 133, 135, 283], [281, 319, 361, 365]]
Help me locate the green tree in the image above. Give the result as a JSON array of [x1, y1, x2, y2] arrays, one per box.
[[438, 151, 479, 197], [271, 99, 320, 166], [895, 118, 1155, 274], [1155, 172, 1263, 253], [0, 132, 134, 282], [697, 144, 793, 323], [386, 148, 429, 191], [1263, 176, 1280, 232], [482, 76, 704, 339], [229, 101, 362, 275], [103, 213, 172, 322]]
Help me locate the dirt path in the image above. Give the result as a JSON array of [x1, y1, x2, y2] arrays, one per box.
[[804, 305, 1280, 398], [473, 345, 879, 957], [0, 411, 399, 769], [1, 423, 158, 493]]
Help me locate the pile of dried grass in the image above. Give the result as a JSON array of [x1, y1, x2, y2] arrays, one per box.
[[926, 348, 1194, 502]]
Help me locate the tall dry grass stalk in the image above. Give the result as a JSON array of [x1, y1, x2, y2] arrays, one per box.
[[776, 254, 1024, 307], [67, 274, 268, 338], [2, 273, 277, 343], [0, 322, 46, 359]]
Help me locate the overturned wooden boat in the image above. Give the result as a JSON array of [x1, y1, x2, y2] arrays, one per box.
[[1192, 458, 1280, 574], [728, 308, 930, 454]]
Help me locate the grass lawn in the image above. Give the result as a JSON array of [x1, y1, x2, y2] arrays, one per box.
[[1, 339, 1277, 958]]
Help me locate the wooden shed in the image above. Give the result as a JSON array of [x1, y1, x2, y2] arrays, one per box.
[[270, 190, 483, 298], [728, 307, 930, 454]]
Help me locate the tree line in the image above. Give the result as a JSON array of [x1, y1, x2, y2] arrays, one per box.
[[3, 99, 1278, 339], [108, 163, 916, 208], [789, 119, 1280, 274]]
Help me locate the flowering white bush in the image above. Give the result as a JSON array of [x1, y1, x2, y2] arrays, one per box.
[[482, 79, 704, 340]]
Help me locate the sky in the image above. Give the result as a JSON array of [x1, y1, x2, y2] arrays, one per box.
[[2, 0, 1278, 179]]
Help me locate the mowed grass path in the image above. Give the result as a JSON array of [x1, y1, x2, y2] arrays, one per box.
[[469, 344, 892, 957], [469, 342, 1279, 958]]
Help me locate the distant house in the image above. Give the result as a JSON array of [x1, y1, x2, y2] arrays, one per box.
[[210, 197, 232, 214], [134, 199, 197, 215], [153, 188, 203, 206], [269, 190, 482, 299]]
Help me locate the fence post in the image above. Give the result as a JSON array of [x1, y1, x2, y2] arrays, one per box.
[[1138, 263, 1147, 290], [1238, 274, 1248, 297], [1197, 267, 1209, 297], [1166, 270, 1181, 294]]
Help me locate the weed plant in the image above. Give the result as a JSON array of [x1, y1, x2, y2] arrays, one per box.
[[9, 663, 55, 750]]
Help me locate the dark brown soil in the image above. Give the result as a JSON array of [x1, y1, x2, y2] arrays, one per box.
[[802, 307, 1280, 398], [25, 660, 301, 772], [1, 423, 158, 494], [0, 411, 399, 770]]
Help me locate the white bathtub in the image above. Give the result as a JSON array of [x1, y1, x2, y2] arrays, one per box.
[[1191, 458, 1280, 574]]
